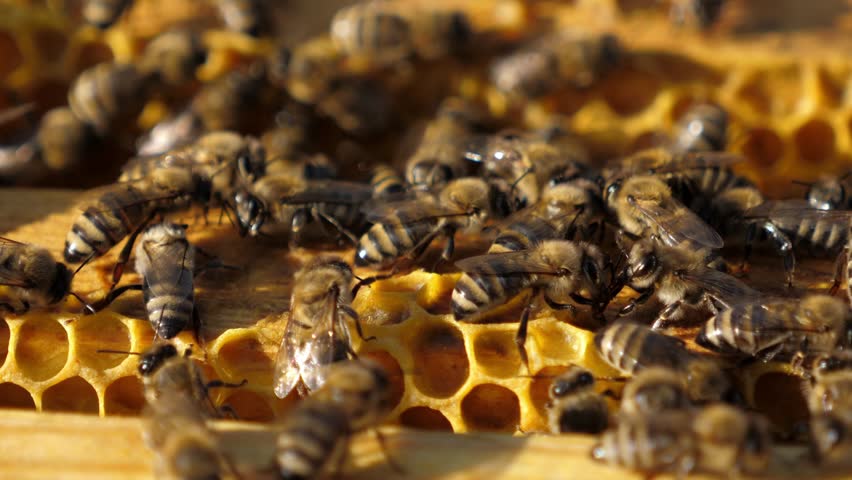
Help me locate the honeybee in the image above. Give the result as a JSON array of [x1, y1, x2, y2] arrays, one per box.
[[137, 343, 219, 416], [276, 359, 394, 480], [546, 365, 610, 434], [274, 257, 364, 399], [531, 122, 593, 188], [273, 179, 374, 245], [453, 240, 609, 368], [82, 0, 133, 29], [488, 183, 605, 254], [215, 0, 264, 36], [355, 177, 490, 268], [190, 68, 268, 132], [672, 103, 728, 153], [696, 294, 850, 365], [490, 31, 621, 98], [619, 367, 690, 416], [0, 237, 91, 314], [591, 411, 696, 476], [136, 107, 203, 157], [700, 185, 765, 238], [68, 62, 152, 135], [269, 36, 342, 105], [808, 351, 852, 415], [810, 412, 852, 468], [330, 1, 472, 65], [619, 239, 757, 328], [138, 29, 207, 87], [370, 165, 406, 200], [317, 76, 393, 137], [595, 321, 737, 404], [233, 174, 305, 237], [606, 175, 724, 251], [742, 200, 850, 287], [404, 97, 483, 190], [801, 171, 852, 211], [690, 404, 772, 477], [670, 0, 727, 29]]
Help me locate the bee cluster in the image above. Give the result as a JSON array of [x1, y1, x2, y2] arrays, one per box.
[[1, 0, 852, 478]]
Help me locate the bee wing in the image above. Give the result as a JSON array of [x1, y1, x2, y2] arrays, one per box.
[[280, 180, 373, 206], [455, 249, 558, 276], [362, 197, 463, 223], [658, 151, 745, 172], [71, 181, 186, 214], [273, 314, 310, 398], [680, 268, 760, 302], [0, 237, 36, 289], [632, 197, 724, 249], [768, 202, 852, 227]]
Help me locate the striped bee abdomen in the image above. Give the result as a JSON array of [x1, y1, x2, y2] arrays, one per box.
[[451, 269, 531, 321], [277, 402, 349, 480], [355, 216, 437, 267]]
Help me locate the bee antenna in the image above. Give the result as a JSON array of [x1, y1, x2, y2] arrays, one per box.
[[71, 252, 97, 278], [97, 349, 141, 355], [69, 291, 96, 315]]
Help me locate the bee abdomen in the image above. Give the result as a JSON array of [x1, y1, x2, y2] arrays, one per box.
[[549, 393, 609, 434], [452, 271, 526, 321], [355, 218, 432, 266], [695, 306, 759, 354], [277, 403, 349, 480], [146, 295, 193, 339], [592, 415, 692, 472], [595, 322, 647, 374]]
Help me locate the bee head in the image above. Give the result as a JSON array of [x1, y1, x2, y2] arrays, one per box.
[[48, 263, 73, 305], [550, 367, 595, 398], [233, 190, 264, 237], [137, 343, 178, 377], [805, 177, 844, 210], [627, 241, 660, 287]]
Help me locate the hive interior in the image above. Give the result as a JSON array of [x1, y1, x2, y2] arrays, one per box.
[[0, 0, 851, 438]]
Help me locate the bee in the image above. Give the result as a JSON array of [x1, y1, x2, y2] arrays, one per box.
[[453, 240, 609, 368], [670, 0, 727, 29], [317, 76, 393, 137], [672, 103, 728, 153], [595, 321, 737, 404], [404, 97, 483, 190], [699, 186, 765, 239], [190, 68, 268, 132], [215, 0, 264, 36], [274, 257, 364, 399], [136, 107, 203, 157], [800, 171, 852, 211], [355, 177, 490, 268], [276, 359, 394, 480], [619, 239, 757, 328], [605, 175, 724, 252], [35, 106, 96, 173], [269, 36, 342, 105], [370, 165, 406, 200], [810, 411, 852, 468], [619, 367, 691, 416], [138, 29, 207, 87], [82, 0, 133, 29], [808, 351, 852, 416], [531, 122, 593, 188], [591, 411, 696, 477], [742, 201, 850, 287], [0, 237, 91, 314], [490, 31, 621, 98], [233, 174, 305, 237], [546, 365, 610, 434], [690, 404, 772, 477], [68, 62, 153, 136], [275, 179, 374, 245], [696, 294, 850, 365], [488, 182, 605, 254], [330, 2, 472, 65]]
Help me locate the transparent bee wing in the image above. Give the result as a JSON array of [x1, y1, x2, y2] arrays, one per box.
[[299, 292, 351, 392], [362, 197, 462, 223], [632, 197, 724, 249], [681, 268, 760, 301], [631, 331, 693, 371], [273, 314, 310, 399], [0, 238, 35, 289], [141, 238, 194, 294], [455, 249, 562, 276], [280, 180, 373, 206]]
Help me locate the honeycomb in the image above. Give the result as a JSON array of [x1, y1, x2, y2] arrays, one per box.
[[0, 0, 851, 450]]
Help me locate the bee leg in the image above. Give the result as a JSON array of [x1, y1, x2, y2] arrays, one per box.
[[110, 213, 156, 288], [314, 208, 359, 245], [89, 283, 143, 312], [651, 301, 683, 330], [341, 304, 376, 342], [352, 268, 398, 297], [829, 247, 847, 296], [763, 221, 795, 287], [547, 296, 577, 315], [441, 232, 456, 261], [516, 290, 539, 374], [617, 288, 653, 317], [0, 302, 24, 315], [404, 226, 446, 264], [372, 428, 405, 474], [206, 378, 249, 390], [289, 210, 309, 247], [755, 340, 790, 363]]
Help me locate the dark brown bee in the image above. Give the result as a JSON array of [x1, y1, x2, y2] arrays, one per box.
[[453, 240, 608, 368], [672, 103, 728, 153], [215, 0, 264, 36], [276, 360, 394, 480], [355, 177, 490, 268], [317, 76, 393, 137], [138, 29, 207, 87], [696, 294, 850, 364], [595, 321, 736, 404], [269, 36, 342, 105], [82, 0, 133, 29], [546, 365, 610, 434], [808, 351, 852, 416], [801, 171, 852, 211], [619, 367, 691, 416], [68, 62, 152, 135], [370, 165, 406, 200], [490, 30, 621, 98], [619, 239, 757, 328], [274, 257, 362, 399], [0, 237, 90, 314], [190, 68, 268, 132], [531, 121, 593, 188]]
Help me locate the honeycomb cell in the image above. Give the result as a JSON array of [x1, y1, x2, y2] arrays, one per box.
[[222, 390, 274, 422], [360, 350, 404, 410], [741, 127, 784, 167], [399, 406, 453, 431], [752, 372, 809, 436], [735, 81, 770, 115], [794, 118, 835, 164], [42, 377, 99, 414], [0, 318, 8, 367], [461, 384, 520, 432], [601, 65, 661, 116], [0, 32, 23, 79], [472, 330, 521, 378], [103, 376, 145, 416], [528, 365, 571, 417], [216, 333, 274, 387], [75, 314, 131, 370], [358, 292, 412, 325], [411, 323, 469, 398], [34, 28, 67, 63], [0, 382, 35, 409], [15, 317, 69, 381]]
